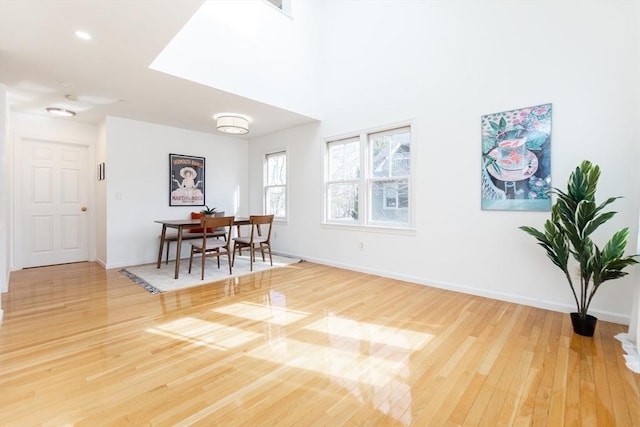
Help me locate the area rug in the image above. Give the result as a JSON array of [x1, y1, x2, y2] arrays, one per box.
[[119, 253, 301, 294]]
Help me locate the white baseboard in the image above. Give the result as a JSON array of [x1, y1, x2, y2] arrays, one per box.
[[105, 260, 181, 270], [280, 251, 631, 326]]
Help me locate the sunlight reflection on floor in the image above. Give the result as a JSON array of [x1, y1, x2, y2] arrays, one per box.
[[146, 317, 262, 350], [211, 299, 309, 326], [147, 293, 434, 425]]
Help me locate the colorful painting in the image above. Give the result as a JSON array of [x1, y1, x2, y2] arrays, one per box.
[[169, 153, 205, 206], [481, 103, 552, 211]]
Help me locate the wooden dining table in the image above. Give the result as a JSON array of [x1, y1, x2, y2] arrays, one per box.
[[155, 217, 250, 279]]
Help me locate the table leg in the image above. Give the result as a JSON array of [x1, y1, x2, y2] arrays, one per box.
[[157, 224, 167, 269], [174, 226, 183, 279]]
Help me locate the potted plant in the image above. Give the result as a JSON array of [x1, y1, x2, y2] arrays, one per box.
[[200, 205, 217, 217], [519, 160, 638, 336]]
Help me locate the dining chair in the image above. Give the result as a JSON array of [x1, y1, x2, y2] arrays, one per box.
[[162, 211, 227, 265], [232, 214, 274, 271], [188, 216, 235, 279], [190, 210, 226, 239], [211, 210, 227, 240]]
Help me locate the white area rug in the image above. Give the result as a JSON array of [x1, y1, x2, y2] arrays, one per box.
[[120, 253, 300, 294]]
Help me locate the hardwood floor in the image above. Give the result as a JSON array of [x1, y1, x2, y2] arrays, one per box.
[[1, 261, 638, 426]]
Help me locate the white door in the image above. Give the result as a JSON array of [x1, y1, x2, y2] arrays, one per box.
[[21, 139, 89, 267]]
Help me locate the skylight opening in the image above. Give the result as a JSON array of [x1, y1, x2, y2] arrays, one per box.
[[265, 0, 292, 17]]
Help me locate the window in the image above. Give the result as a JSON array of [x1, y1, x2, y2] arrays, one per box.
[[369, 128, 411, 225], [264, 151, 287, 219], [326, 138, 360, 221], [325, 125, 412, 228]]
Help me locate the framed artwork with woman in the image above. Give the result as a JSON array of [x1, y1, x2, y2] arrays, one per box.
[[169, 153, 205, 206]]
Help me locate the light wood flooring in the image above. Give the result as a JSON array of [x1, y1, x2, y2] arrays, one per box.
[[1, 261, 639, 426]]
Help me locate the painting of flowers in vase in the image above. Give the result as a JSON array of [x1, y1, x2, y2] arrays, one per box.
[[481, 103, 552, 211]]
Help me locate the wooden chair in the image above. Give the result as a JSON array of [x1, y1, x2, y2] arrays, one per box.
[[209, 210, 227, 241], [189, 210, 226, 239], [232, 214, 274, 271], [161, 211, 226, 265], [188, 216, 235, 279]]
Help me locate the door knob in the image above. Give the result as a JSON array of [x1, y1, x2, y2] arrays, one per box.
[[81, 207, 87, 212]]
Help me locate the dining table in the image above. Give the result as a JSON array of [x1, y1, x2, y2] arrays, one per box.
[[155, 217, 250, 279]]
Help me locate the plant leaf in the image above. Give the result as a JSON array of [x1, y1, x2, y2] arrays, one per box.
[[582, 211, 616, 237]]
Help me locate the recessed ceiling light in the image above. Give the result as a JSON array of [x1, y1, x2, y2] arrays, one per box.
[[46, 107, 76, 117], [65, 94, 79, 102], [75, 30, 92, 41]]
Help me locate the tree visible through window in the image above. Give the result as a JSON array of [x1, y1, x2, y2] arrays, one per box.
[[325, 126, 412, 228], [326, 138, 360, 221], [265, 151, 287, 219]]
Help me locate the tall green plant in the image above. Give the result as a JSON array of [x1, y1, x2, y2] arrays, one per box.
[[519, 160, 638, 319]]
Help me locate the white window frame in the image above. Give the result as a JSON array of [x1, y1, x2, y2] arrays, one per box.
[[264, 150, 288, 221], [324, 122, 414, 231]]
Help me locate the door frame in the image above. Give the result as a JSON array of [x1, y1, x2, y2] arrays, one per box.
[[11, 133, 96, 271]]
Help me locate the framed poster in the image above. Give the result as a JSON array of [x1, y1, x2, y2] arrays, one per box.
[[169, 153, 205, 206], [481, 103, 552, 211]]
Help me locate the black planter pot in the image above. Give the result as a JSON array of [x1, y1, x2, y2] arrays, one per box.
[[570, 312, 598, 337]]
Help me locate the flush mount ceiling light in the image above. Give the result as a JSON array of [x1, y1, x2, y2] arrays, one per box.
[[46, 107, 76, 117], [216, 115, 249, 135]]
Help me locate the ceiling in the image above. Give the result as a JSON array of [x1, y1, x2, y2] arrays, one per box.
[[0, 0, 317, 138]]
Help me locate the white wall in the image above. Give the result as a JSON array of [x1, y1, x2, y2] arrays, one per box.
[[95, 120, 107, 265], [629, 0, 640, 351], [246, 122, 322, 237], [634, 216, 640, 356], [104, 116, 249, 268], [0, 84, 9, 321], [5, 114, 249, 271], [249, 1, 640, 323], [634, 0, 640, 363], [151, 0, 322, 119]]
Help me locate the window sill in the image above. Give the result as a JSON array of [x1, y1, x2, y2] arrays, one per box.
[[321, 222, 416, 236]]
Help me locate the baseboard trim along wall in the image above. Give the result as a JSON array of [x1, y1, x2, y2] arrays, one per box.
[[288, 252, 631, 326]]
